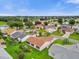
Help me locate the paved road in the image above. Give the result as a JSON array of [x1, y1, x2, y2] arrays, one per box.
[[52, 35, 79, 43]]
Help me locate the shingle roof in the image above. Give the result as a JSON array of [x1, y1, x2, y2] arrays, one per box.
[[4, 28, 16, 35], [11, 31, 26, 39], [18, 34, 26, 39], [11, 31, 23, 38], [27, 37, 53, 47]]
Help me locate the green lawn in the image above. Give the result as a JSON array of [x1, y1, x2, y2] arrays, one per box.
[[52, 30, 64, 36], [39, 28, 47, 33], [24, 44, 53, 59], [54, 39, 73, 45], [5, 36, 53, 59], [0, 21, 7, 25], [69, 32, 79, 40]]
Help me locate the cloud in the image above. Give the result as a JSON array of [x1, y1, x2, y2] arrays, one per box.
[[66, 0, 79, 4], [0, 8, 79, 16], [0, 0, 79, 16], [15, 8, 79, 16], [0, 13, 14, 16]]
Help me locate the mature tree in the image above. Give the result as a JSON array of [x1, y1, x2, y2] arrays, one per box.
[[44, 21, 48, 25], [7, 21, 23, 29], [25, 21, 33, 28], [17, 51, 24, 59], [69, 19, 75, 27], [58, 18, 63, 25]]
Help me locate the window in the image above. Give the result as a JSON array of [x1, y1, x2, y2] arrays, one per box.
[[36, 46, 39, 49], [31, 44, 34, 46], [1, 42, 6, 45], [26, 41, 30, 44]]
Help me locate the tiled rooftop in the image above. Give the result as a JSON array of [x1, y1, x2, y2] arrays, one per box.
[[27, 36, 53, 47]]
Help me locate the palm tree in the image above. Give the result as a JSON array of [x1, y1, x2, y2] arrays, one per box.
[[63, 38, 69, 45]]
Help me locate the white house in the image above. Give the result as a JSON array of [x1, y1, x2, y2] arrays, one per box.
[[0, 47, 13, 59], [49, 44, 79, 59], [27, 36, 55, 51], [73, 24, 79, 33], [44, 24, 57, 33], [61, 24, 74, 38], [11, 31, 32, 42], [0, 25, 9, 30]]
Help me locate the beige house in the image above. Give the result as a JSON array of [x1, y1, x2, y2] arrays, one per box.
[[26, 36, 55, 51], [0, 39, 6, 48]]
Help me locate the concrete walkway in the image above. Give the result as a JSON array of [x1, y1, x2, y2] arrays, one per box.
[[62, 32, 71, 38]]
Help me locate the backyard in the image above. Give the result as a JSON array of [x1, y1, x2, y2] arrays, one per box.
[[4, 36, 53, 59]]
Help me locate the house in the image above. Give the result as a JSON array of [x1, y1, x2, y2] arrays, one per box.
[[26, 36, 55, 51], [61, 24, 74, 38], [61, 24, 73, 34], [49, 44, 79, 59], [73, 24, 79, 33], [0, 25, 9, 30], [0, 39, 6, 48], [11, 31, 31, 42], [40, 16, 48, 21], [3, 28, 16, 35], [0, 47, 13, 59], [44, 24, 57, 33], [76, 29, 79, 34], [35, 21, 44, 29]]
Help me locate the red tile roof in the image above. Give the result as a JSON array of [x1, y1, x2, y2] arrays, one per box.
[[27, 37, 53, 47]]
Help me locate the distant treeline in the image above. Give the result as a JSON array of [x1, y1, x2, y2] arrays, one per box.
[[0, 16, 79, 22]]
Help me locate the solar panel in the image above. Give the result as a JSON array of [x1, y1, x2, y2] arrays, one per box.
[[18, 34, 26, 39], [11, 32, 23, 38]]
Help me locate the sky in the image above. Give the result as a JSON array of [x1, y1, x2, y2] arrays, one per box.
[[0, 0, 79, 16]]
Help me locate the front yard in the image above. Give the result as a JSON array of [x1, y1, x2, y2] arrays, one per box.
[[69, 32, 79, 40], [54, 39, 73, 45], [51, 30, 64, 36]]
